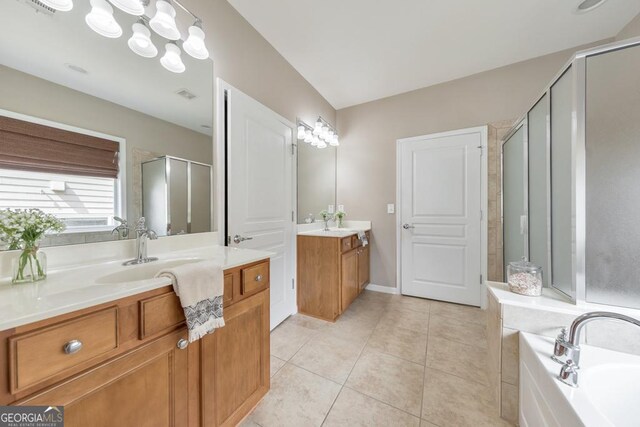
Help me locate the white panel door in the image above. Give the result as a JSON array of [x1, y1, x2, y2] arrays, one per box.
[[226, 85, 296, 329], [399, 127, 484, 306]]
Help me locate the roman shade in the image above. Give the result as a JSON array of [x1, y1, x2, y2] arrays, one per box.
[[0, 115, 120, 179]]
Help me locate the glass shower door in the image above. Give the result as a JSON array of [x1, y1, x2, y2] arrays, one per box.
[[502, 123, 527, 277]]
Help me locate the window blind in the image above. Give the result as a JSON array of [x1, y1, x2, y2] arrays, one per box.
[[0, 115, 119, 179]]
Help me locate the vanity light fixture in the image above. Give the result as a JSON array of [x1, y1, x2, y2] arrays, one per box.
[[160, 42, 185, 73], [297, 125, 307, 140], [150, 0, 180, 40], [40, 0, 74, 11], [41, 0, 209, 76], [183, 20, 209, 59], [297, 117, 339, 150], [304, 130, 313, 143], [108, 0, 144, 16], [86, 0, 122, 38], [128, 20, 158, 58], [313, 119, 323, 136]]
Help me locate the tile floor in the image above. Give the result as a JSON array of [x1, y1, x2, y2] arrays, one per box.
[[242, 290, 513, 427]]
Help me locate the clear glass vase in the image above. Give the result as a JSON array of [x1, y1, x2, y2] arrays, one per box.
[[12, 244, 47, 284]]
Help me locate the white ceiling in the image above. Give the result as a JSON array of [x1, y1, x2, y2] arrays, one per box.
[[0, 0, 213, 135], [228, 0, 640, 109]]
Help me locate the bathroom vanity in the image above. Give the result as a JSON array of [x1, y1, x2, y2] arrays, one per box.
[[0, 246, 272, 427], [297, 229, 371, 321]]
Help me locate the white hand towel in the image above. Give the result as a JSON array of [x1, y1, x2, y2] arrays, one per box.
[[156, 260, 225, 342]]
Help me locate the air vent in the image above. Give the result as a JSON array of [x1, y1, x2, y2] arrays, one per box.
[[176, 89, 197, 100], [23, 0, 56, 15]]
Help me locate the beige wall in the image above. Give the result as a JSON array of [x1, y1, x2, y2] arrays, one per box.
[[187, 0, 336, 130], [616, 12, 640, 40], [335, 43, 608, 289], [0, 64, 212, 227]]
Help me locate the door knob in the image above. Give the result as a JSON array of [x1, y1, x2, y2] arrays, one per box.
[[402, 224, 415, 230], [233, 235, 254, 244]]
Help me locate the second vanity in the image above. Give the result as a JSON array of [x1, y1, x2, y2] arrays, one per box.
[[297, 226, 371, 321], [0, 240, 273, 427]]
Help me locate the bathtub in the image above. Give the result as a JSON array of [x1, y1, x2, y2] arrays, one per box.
[[519, 332, 640, 427]]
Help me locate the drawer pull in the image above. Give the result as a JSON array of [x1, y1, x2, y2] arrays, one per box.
[[255, 274, 263, 282], [63, 340, 83, 355], [177, 339, 189, 350]]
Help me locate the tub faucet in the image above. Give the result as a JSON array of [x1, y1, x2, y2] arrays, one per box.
[[123, 217, 158, 266], [555, 311, 640, 387]]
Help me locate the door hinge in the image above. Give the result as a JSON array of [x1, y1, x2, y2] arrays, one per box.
[[291, 278, 295, 290], [480, 210, 483, 220], [480, 274, 483, 284], [478, 145, 483, 156], [291, 210, 295, 222], [291, 143, 296, 155], [226, 235, 231, 245]]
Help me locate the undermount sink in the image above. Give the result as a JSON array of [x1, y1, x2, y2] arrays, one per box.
[[95, 258, 203, 285]]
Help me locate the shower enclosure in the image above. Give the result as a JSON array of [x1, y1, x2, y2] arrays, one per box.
[[502, 36, 640, 309]]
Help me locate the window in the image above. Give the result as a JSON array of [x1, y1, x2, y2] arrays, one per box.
[[0, 168, 118, 232]]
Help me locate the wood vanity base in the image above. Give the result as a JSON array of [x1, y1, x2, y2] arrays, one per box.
[[297, 232, 370, 321], [0, 259, 271, 427]]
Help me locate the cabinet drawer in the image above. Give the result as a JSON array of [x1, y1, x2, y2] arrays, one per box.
[[241, 262, 269, 295], [9, 307, 118, 393], [341, 237, 353, 252], [139, 293, 185, 339]]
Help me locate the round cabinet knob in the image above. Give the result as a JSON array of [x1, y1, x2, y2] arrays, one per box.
[[255, 274, 263, 282], [63, 339, 83, 355], [177, 338, 189, 350]]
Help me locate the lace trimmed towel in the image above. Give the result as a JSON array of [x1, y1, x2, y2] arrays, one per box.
[[357, 231, 369, 247], [156, 260, 225, 342]]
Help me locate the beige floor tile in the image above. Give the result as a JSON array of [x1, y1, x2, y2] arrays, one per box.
[[422, 368, 511, 427], [270, 321, 318, 360], [290, 332, 364, 384], [420, 420, 439, 427], [378, 307, 430, 333], [387, 295, 431, 313], [270, 356, 285, 378], [286, 313, 330, 330], [249, 364, 341, 427], [238, 418, 261, 427], [346, 350, 424, 416], [429, 313, 488, 350], [366, 323, 428, 364], [426, 336, 489, 385], [430, 300, 486, 325], [324, 387, 420, 427], [321, 316, 377, 346], [357, 289, 394, 305]]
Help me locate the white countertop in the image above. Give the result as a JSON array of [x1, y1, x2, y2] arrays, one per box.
[[298, 229, 366, 238], [0, 245, 273, 331], [488, 281, 640, 318]]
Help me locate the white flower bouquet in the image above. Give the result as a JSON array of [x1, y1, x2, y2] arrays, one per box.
[[0, 208, 65, 283]]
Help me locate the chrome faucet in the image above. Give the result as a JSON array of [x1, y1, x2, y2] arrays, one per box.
[[554, 311, 640, 387], [111, 216, 130, 239], [123, 217, 158, 266]]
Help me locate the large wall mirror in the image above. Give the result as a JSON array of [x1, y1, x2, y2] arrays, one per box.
[[297, 140, 336, 224], [0, 0, 214, 248]]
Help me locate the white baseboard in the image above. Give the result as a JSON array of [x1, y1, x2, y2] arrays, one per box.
[[365, 283, 400, 295]]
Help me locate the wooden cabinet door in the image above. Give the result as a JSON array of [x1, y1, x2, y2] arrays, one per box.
[[358, 245, 370, 292], [201, 290, 270, 427], [18, 328, 190, 427], [341, 249, 358, 311]]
